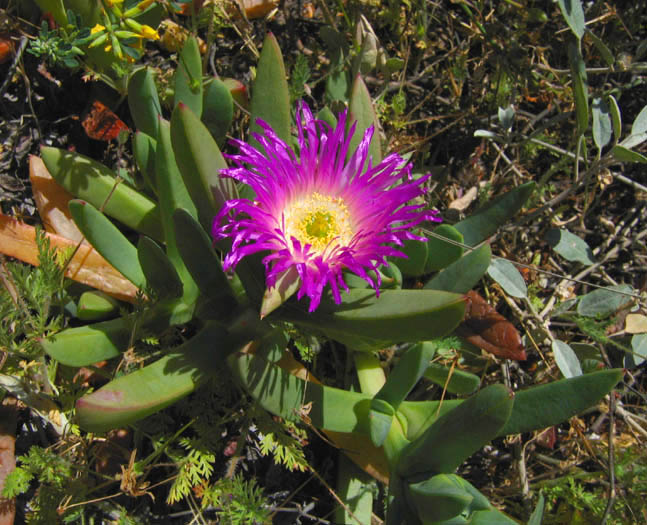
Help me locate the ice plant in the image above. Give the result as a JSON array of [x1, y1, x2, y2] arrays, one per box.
[[212, 102, 441, 312]]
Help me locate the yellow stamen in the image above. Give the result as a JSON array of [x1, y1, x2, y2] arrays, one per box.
[[283, 193, 353, 254], [90, 23, 105, 35]]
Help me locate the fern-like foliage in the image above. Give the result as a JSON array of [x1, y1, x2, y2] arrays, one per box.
[[167, 437, 216, 504], [253, 407, 309, 473], [202, 474, 271, 525], [0, 229, 69, 373], [2, 446, 86, 524]]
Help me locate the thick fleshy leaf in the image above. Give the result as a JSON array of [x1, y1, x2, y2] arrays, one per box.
[[348, 75, 382, 164], [397, 385, 513, 477], [392, 236, 428, 277], [424, 363, 480, 395], [132, 132, 157, 195], [174, 36, 203, 117], [228, 352, 371, 433], [69, 200, 145, 289], [453, 182, 535, 247], [279, 289, 465, 352], [528, 493, 545, 525], [173, 208, 235, 306], [76, 322, 230, 432], [335, 455, 374, 525], [170, 103, 234, 229], [40, 317, 129, 366], [250, 33, 290, 146], [425, 243, 491, 293], [375, 342, 437, 410], [77, 291, 119, 321], [128, 68, 162, 138], [424, 224, 464, 273], [260, 266, 301, 319], [137, 236, 183, 299], [406, 474, 473, 523], [40, 147, 163, 240], [155, 118, 199, 308], [368, 398, 395, 447], [202, 77, 234, 147], [498, 369, 623, 436]]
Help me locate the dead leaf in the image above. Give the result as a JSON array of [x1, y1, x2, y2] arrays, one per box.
[[0, 213, 138, 302], [457, 290, 527, 360], [29, 155, 83, 242], [625, 313, 647, 334], [448, 186, 478, 211]]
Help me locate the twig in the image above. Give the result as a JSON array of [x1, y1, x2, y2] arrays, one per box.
[[0, 36, 28, 102], [600, 392, 616, 525]]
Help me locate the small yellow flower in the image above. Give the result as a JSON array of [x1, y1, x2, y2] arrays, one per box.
[[105, 0, 124, 6], [139, 25, 160, 40], [90, 23, 105, 35]]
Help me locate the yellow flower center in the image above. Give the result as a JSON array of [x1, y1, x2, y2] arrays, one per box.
[[284, 193, 353, 254]]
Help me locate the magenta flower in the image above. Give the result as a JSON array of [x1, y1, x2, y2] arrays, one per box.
[[212, 102, 441, 312]]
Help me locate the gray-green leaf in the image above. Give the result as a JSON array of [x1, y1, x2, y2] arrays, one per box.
[[552, 340, 582, 378], [487, 258, 527, 298], [545, 228, 595, 265]]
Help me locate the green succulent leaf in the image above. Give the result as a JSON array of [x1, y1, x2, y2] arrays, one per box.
[[498, 369, 623, 436], [348, 74, 382, 164], [250, 33, 291, 147], [375, 342, 437, 410], [155, 118, 199, 308], [174, 36, 203, 117], [68, 199, 145, 288], [170, 102, 235, 230], [279, 289, 465, 352], [172, 208, 236, 307], [76, 290, 119, 322], [397, 385, 513, 478], [128, 67, 162, 138], [425, 243, 491, 293], [393, 235, 428, 277], [228, 352, 372, 433], [41, 147, 163, 240], [424, 363, 480, 395], [424, 224, 464, 273], [137, 236, 184, 300], [40, 316, 129, 366], [202, 77, 234, 147], [76, 322, 231, 432], [453, 182, 535, 247], [405, 474, 474, 523], [133, 132, 157, 195], [368, 398, 396, 447]]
